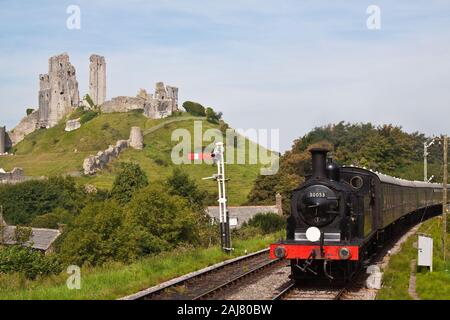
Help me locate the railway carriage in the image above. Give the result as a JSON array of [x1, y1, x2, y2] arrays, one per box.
[[270, 148, 448, 281]]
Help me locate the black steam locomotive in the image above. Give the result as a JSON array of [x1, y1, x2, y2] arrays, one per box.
[[270, 148, 447, 281]]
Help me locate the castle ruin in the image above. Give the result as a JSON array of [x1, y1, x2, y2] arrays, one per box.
[[38, 53, 79, 128], [7, 52, 180, 147], [0, 126, 5, 154], [101, 82, 179, 119], [8, 53, 79, 146], [89, 54, 106, 106]]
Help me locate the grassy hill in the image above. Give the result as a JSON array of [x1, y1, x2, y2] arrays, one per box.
[[0, 111, 270, 205]]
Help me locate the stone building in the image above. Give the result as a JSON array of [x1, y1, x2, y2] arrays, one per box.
[[37, 53, 79, 128], [0, 126, 5, 154], [206, 194, 283, 229], [89, 54, 106, 106], [102, 82, 179, 119], [0, 214, 61, 255]]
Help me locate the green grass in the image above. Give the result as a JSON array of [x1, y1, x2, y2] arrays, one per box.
[[0, 111, 271, 205], [377, 217, 450, 300], [0, 232, 283, 300]]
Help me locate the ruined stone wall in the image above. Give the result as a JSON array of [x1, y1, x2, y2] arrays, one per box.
[[38, 74, 50, 128], [38, 53, 79, 128], [89, 54, 106, 106], [143, 99, 173, 119], [0, 126, 5, 154], [102, 82, 178, 119], [166, 86, 179, 111], [83, 140, 129, 175], [101, 96, 146, 113], [7, 111, 40, 146], [0, 168, 25, 184], [83, 127, 144, 175]]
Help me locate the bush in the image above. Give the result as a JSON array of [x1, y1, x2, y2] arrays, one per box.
[[101, 122, 110, 130], [110, 163, 148, 204], [153, 157, 168, 167], [0, 176, 86, 225], [31, 208, 73, 229], [120, 185, 204, 259], [205, 107, 222, 124], [0, 246, 61, 279], [58, 200, 125, 266], [182, 101, 206, 116], [245, 213, 286, 234], [166, 168, 207, 211], [58, 185, 207, 266], [84, 94, 95, 109], [80, 110, 99, 124], [26, 108, 34, 116]]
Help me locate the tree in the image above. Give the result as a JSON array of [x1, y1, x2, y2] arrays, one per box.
[[205, 107, 222, 123], [182, 101, 206, 116], [110, 163, 148, 204], [31, 208, 72, 229], [57, 200, 125, 266], [119, 185, 203, 260], [0, 176, 86, 225], [166, 168, 207, 211], [0, 246, 61, 279]]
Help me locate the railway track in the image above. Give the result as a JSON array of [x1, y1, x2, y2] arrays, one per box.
[[273, 281, 347, 300], [122, 248, 283, 300]]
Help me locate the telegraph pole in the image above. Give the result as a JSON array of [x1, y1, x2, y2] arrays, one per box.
[[424, 142, 428, 182], [443, 135, 448, 261], [424, 138, 437, 182]]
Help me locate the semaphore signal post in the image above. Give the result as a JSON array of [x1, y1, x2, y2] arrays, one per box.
[[202, 142, 233, 253]]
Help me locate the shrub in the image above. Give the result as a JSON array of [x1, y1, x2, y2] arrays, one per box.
[[182, 101, 206, 116], [58, 185, 207, 265], [80, 110, 99, 124], [31, 208, 73, 229], [153, 157, 168, 167], [110, 163, 148, 204], [119, 185, 204, 260], [205, 107, 222, 124], [84, 94, 95, 109], [245, 213, 286, 234], [166, 168, 207, 211], [0, 176, 86, 225], [0, 246, 61, 279], [58, 200, 125, 266], [26, 108, 34, 116]]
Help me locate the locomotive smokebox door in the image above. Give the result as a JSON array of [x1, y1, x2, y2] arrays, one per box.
[[417, 234, 433, 272]]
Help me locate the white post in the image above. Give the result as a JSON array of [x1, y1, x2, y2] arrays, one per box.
[[213, 142, 232, 252]]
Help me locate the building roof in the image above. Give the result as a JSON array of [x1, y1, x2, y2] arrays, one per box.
[[1, 226, 61, 251], [207, 205, 279, 227]]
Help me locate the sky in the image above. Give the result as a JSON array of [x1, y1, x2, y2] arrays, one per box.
[[0, 0, 449, 152]]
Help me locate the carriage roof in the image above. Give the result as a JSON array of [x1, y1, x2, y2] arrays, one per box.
[[342, 165, 444, 189]]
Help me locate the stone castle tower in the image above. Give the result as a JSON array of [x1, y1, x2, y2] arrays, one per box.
[[38, 53, 79, 128], [0, 126, 5, 154], [89, 54, 106, 106]]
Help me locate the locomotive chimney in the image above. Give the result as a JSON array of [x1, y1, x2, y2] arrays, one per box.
[[310, 147, 329, 179]]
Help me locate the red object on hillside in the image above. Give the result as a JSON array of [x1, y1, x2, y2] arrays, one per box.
[[188, 153, 212, 161]]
